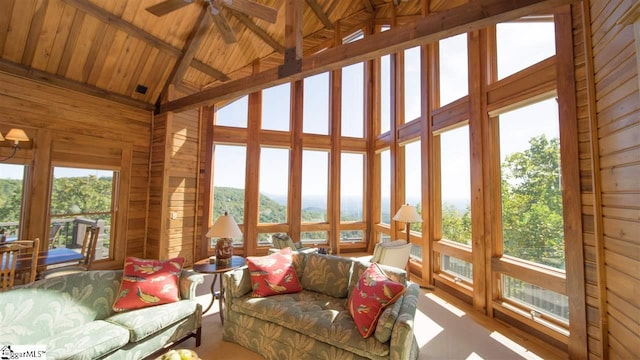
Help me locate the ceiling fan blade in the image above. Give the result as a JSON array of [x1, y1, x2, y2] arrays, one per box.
[[146, 0, 193, 17], [222, 0, 278, 24], [209, 5, 237, 44]]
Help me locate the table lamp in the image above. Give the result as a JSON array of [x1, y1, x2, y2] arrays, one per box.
[[392, 204, 422, 244], [206, 211, 242, 267]]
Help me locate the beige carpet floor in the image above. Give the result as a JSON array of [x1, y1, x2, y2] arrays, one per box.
[[177, 274, 567, 360]]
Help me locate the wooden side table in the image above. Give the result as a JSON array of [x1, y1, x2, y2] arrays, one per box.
[[192, 255, 245, 324]]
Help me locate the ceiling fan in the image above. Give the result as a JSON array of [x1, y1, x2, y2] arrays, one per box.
[[146, 0, 278, 44]]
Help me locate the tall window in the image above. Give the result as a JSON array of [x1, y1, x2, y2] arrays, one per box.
[[404, 140, 422, 232], [212, 144, 246, 245], [341, 152, 365, 243], [262, 83, 291, 131], [439, 34, 468, 106], [380, 149, 391, 224], [381, 54, 391, 134], [258, 147, 289, 224], [404, 46, 421, 122], [496, 20, 556, 80], [496, 98, 567, 324], [499, 98, 564, 269], [438, 125, 473, 283], [340, 152, 364, 222], [301, 150, 328, 222], [49, 167, 116, 261], [0, 164, 26, 240], [341, 63, 364, 138], [404, 140, 422, 260], [303, 72, 329, 135], [216, 96, 248, 128], [440, 126, 472, 246]]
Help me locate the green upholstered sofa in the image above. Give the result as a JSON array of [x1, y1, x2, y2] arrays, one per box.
[[222, 252, 420, 360], [0, 270, 203, 360]]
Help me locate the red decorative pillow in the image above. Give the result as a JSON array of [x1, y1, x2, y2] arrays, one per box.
[[112, 257, 184, 312], [347, 263, 406, 338], [246, 248, 302, 297]]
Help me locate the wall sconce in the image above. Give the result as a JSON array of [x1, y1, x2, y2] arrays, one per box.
[[0, 128, 30, 161]]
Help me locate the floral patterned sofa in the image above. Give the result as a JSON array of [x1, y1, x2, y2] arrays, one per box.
[[222, 252, 420, 360], [0, 270, 203, 360]]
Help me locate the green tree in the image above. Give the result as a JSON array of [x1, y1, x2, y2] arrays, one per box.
[[50, 176, 113, 215], [0, 179, 22, 223], [501, 135, 564, 269], [441, 203, 471, 245]]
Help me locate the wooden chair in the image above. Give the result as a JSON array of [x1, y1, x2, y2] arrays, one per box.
[[48, 223, 62, 249], [1, 238, 40, 290], [40, 226, 100, 279]]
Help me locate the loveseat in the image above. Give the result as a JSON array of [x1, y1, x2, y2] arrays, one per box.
[[222, 252, 420, 359], [0, 269, 203, 359]]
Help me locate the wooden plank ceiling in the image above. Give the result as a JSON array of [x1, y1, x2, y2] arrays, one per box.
[[0, 0, 463, 110]]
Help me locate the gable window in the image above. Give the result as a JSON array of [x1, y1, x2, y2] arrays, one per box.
[[341, 62, 365, 138], [215, 96, 248, 128], [439, 34, 468, 106], [262, 83, 291, 132], [303, 73, 329, 135]]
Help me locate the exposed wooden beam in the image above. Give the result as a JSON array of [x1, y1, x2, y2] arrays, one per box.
[[169, 7, 210, 87], [229, 9, 285, 54], [285, 0, 303, 57], [279, 0, 303, 77], [190, 60, 231, 82], [160, 0, 577, 114], [362, 0, 375, 13], [61, 0, 183, 57], [305, 0, 334, 30], [62, 0, 230, 85], [0, 58, 154, 110]]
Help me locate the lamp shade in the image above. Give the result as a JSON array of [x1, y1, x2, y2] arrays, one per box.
[[0, 132, 4, 141], [5, 128, 29, 142], [392, 204, 422, 223], [206, 212, 243, 238]]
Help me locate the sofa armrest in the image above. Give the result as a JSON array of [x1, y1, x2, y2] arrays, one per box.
[[389, 283, 420, 360], [222, 266, 252, 298], [179, 270, 205, 300]]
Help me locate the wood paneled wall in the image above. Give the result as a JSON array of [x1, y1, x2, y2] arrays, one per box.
[[578, 0, 640, 358], [0, 70, 151, 267], [146, 107, 201, 266]]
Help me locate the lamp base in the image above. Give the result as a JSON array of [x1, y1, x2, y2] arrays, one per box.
[[216, 257, 232, 268], [215, 237, 233, 268]]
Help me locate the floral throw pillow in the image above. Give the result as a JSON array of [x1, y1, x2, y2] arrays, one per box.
[[347, 262, 406, 338], [246, 248, 302, 297], [112, 257, 184, 312]]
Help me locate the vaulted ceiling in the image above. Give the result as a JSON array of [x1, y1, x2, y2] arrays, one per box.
[[2, 0, 469, 111]]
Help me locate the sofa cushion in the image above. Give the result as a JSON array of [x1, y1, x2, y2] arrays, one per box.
[[301, 253, 353, 298], [0, 272, 121, 344], [347, 263, 406, 338], [246, 248, 302, 297], [106, 299, 199, 342], [231, 290, 390, 358], [36, 320, 130, 360], [113, 257, 184, 312]]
